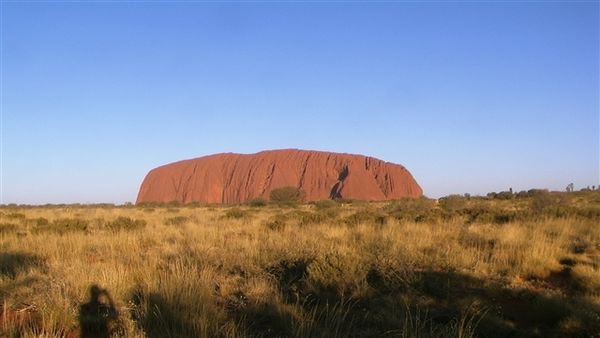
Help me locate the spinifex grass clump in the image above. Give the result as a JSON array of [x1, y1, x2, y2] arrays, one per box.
[[105, 216, 147, 231]]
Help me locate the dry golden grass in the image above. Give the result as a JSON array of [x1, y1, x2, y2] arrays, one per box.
[[1, 191, 599, 337]]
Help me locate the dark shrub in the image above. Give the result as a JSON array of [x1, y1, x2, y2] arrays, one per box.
[[248, 198, 267, 207], [528, 189, 549, 197], [386, 197, 437, 223], [531, 192, 571, 212], [299, 210, 335, 226], [312, 199, 338, 210], [0, 223, 17, 234], [38, 218, 90, 234], [439, 194, 467, 213], [223, 208, 251, 220], [265, 214, 288, 231], [495, 191, 514, 200], [494, 212, 516, 224], [270, 187, 306, 204], [106, 217, 146, 231], [516, 190, 529, 198], [35, 217, 49, 226], [6, 212, 26, 220], [165, 216, 190, 226], [344, 210, 387, 227]]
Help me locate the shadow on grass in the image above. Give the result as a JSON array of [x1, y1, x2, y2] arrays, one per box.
[[264, 258, 600, 338], [79, 285, 121, 338], [0, 252, 46, 278], [129, 288, 198, 338], [0, 252, 46, 335], [230, 299, 296, 338]]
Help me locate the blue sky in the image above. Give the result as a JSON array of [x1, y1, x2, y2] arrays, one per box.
[[2, 1, 598, 204]]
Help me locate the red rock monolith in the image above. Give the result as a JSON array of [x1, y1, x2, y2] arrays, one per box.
[[136, 149, 422, 204]]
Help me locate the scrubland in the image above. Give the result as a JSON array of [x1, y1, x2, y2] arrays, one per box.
[[0, 191, 599, 337]]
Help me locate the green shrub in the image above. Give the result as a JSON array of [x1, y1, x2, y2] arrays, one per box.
[[527, 189, 549, 197], [35, 217, 49, 226], [6, 212, 26, 220], [386, 198, 437, 223], [265, 214, 288, 231], [344, 210, 387, 227], [166, 201, 183, 207], [223, 208, 251, 220], [312, 199, 338, 210], [269, 187, 305, 204], [315, 207, 341, 220], [495, 191, 514, 200], [463, 202, 518, 224], [298, 211, 332, 226], [439, 195, 467, 213], [531, 192, 571, 212], [106, 217, 146, 231], [494, 212, 516, 224], [36, 218, 90, 234], [248, 198, 268, 207], [165, 216, 190, 226], [0, 223, 17, 234]]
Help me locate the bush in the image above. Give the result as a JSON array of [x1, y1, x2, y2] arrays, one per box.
[[439, 195, 467, 213], [344, 210, 387, 227], [264, 214, 288, 231], [35, 218, 90, 234], [528, 189, 549, 197], [386, 198, 438, 223], [312, 199, 338, 210], [6, 213, 26, 220], [35, 217, 49, 226], [532, 192, 562, 212], [165, 216, 190, 226], [299, 210, 334, 226], [248, 198, 267, 207], [0, 223, 17, 234], [269, 187, 305, 204], [495, 191, 514, 200], [223, 208, 251, 220], [106, 217, 146, 231]]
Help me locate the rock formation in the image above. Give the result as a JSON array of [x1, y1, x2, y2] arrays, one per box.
[[136, 149, 422, 204]]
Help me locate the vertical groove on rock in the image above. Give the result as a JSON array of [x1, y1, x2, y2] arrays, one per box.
[[298, 153, 311, 191]]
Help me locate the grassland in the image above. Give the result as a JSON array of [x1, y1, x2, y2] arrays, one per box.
[[1, 191, 599, 337]]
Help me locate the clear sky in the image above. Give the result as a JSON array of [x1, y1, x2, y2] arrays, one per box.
[[2, 1, 598, 204]]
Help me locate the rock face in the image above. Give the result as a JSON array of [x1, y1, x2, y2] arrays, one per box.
[[136, 149, 422, 204]]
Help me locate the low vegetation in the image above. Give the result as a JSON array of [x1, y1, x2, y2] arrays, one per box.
[[269, 187, 306, 205], [0, 190, 599, 337]]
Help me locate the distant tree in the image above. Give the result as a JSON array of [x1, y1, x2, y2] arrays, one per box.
[[496, 191, 514, 200], [527, 189, 548, 196], [566, 183, 574, 192]]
